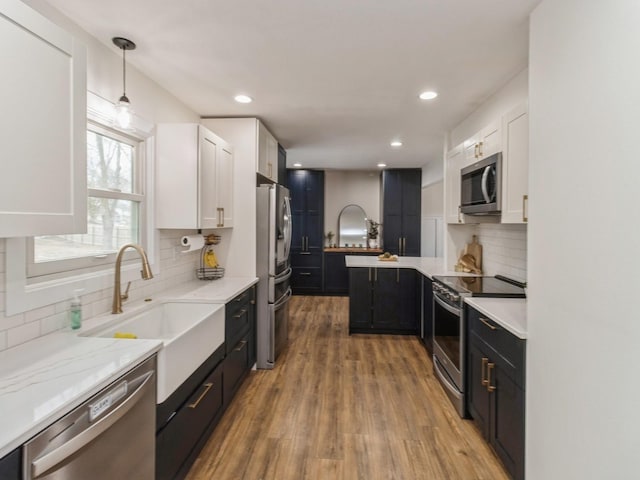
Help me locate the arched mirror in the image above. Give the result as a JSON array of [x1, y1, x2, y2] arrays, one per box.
[[338, 204, 368, 247]]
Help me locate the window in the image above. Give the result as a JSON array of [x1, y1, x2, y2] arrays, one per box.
[[28, 123, 146, 278]]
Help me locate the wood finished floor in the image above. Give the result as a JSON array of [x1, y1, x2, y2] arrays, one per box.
[[186, 295, 509, 480]]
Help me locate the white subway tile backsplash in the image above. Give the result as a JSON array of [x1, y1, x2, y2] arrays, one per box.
[[477, 224, 527, 281], [7, 321, 40, 348], [2, 313, 25, 331], [0, 331, 6, 350], [40, 312, 68, 335]]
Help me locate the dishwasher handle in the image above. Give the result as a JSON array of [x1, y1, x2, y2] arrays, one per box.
[[30, 370, 155, 478]]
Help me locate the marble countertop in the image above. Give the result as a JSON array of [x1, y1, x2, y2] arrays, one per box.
[[465, 297, 527, 339], [0, 276, 257, 458]]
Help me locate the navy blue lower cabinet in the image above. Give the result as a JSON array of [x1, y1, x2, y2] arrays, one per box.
[[466, 306, 525, 480], [349, 267, 418, 334], [0, 447, 20, 480]]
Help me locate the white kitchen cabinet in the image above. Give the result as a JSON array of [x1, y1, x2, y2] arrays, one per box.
[[0, 0, 87, 237], [463, 120, 502, 167], [156, 124, 233, 229], [500, 103, 529, 224], [445, 144, 465, 224], [257, 121, 278, 182]]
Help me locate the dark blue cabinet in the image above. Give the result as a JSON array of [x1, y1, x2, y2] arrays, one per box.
[[381, 169, 422, 256], [349, 267, 419, 334], [288, 169, 324, 294], [466, 306, 525, 480]]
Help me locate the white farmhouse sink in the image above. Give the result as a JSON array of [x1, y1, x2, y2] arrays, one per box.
[[87, 302, 225, 403]]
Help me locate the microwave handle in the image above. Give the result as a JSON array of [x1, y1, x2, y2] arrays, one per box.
[[481, 165, 492, 203]]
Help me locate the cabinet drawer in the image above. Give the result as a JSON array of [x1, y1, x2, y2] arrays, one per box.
[[224, 334, 250, 406], [156, 364, 223, 480], [290, 251, 322, 267], [292, 267, 323, 289], [226, 287, 254, 354], [468, 307, 525, 387]]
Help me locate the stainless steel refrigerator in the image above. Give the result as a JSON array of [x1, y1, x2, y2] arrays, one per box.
[[256, 184, 292, 369]]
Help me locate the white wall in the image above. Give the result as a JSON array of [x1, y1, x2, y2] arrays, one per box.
[[324, 171, 380, 241], [421, 181, 444, 257], [527, 1, 640, 478], [0, 2, 206, 351]]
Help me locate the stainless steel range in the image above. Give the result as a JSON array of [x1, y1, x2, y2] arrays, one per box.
[[431, 275, 526, 417]]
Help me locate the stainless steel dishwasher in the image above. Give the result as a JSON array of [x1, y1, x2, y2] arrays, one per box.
[[23, 355, 156, 480]]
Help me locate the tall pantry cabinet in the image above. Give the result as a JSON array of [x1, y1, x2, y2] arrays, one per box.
[[287, 170, 325, 294], [381, 169, 422, 256]]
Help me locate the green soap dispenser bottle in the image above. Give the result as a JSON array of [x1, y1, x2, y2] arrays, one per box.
[[70, 289, 84, 330]]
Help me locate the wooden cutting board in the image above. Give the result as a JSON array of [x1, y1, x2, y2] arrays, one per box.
[[465, 235, 483, 271]]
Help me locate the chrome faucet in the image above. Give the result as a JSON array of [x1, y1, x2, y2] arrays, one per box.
[[112, 243, 154, 314]]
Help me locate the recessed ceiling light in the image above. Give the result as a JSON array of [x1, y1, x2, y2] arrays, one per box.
[[419, 91, 438, 100], [377, 163, 387, 168], [293, 162, 302, 167], [234, 94, 253, 104], [390, 141, 403, 147]]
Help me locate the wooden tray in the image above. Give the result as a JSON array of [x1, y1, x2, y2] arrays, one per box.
[[378, 256, 398, 262]]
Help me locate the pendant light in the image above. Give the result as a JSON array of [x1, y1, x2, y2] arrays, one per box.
[[112, 37, 136, 129]]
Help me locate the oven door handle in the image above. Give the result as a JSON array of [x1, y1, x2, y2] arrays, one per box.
[[433, 292, 461, 316]]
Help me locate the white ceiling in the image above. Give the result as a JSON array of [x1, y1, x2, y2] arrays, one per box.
[[47, 0, 540, 170]]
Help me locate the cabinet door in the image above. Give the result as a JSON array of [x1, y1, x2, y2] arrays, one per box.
[[445, 145, 464, 224], [216, 143, 234, 227], [372, 268, 401, 330], [199, 127, 220, 229], [479, 120, 501, 158], [396, 269, 418, 332], [490, 363, 525, 480], [257, 121, 277, 181], [0, 0, 87, 237], [324, 252, 348, 294], [349, 268, 372, 331], [467, 335, 491, 437], [501, 103, 529, 224]]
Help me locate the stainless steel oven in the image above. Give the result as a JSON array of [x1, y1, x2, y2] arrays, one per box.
[[432, 275, 526, 417], [432, 281, 466, 417]]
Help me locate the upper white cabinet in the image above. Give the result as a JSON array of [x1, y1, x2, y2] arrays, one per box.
[[257, 121, 278, 182], [445, 144, 465, 224], [501, 103, 529, 223], [0, 0, 87, 237], [156, 124, 234, 229], [462, 120, 502, 167]]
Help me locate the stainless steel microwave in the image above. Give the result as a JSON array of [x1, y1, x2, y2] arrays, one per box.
[[460, 152, 502, 215]]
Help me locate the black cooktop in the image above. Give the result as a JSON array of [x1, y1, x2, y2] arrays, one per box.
[[434, 275, 526, 298]]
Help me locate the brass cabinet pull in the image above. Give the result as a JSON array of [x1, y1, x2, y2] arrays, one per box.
[[396, 268, 400, 283], [233, 309, 247, 319], [234, 340, 247, 352], [479, 317, 497, 331], [374, 268, 378, 283], [268, 163, 273, 178], [474, 143, 479, 158], [487, 363, 496, 392], [398, 238, 402, 255], [300, 272, 311, 276], [523, 194, 528, 222], [458, 205, 462, 223], [481, 357, 489, 387], [368, 268, 372, 282], [235, 293, 248, 302], [478, 141, 484, 157], [403, 237, 406, 255], [188, 382, 213, 409]]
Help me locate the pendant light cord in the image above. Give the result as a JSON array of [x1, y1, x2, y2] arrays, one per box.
[[122, 46, 127, 97]]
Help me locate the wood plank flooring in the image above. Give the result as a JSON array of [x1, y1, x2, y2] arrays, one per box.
[[186, 295, 509, 480]]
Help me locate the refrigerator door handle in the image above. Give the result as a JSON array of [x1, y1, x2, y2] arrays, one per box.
[[274, 287, 293, 309], [283, 195, 292, 261], [275, 267, 292, 284]]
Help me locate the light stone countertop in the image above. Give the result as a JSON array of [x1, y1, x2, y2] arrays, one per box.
[[0, 276, 258, 458], [464, 297, 527, 339]]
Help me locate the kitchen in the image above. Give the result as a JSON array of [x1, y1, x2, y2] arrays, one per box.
[[1, 0, 639, 479]]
